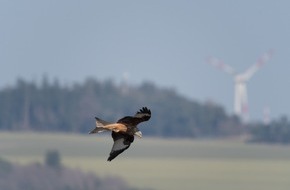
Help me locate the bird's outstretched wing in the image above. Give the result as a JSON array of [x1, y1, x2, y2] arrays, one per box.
[[117, 107, 151, 126], [107, 132, 134, 161], [134, 107, 151, 120]]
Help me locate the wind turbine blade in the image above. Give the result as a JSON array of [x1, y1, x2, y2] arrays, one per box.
[[206, 56, 236, 75], [242, 49, 274, 80]]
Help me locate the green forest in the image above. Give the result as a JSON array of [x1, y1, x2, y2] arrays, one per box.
[[0, 77, 289, 143], [0, 150, 141, 190]]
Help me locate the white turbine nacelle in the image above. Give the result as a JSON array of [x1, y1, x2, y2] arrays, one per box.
[[207, 50, 273, 122]]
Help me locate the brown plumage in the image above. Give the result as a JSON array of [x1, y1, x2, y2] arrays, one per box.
[[89, 107, 151, 161]]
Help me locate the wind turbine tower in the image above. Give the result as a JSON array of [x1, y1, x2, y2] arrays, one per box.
[[206, 50, 273, 122]]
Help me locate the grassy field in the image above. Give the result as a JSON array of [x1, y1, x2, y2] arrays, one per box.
[[1, 132, 290, 190]]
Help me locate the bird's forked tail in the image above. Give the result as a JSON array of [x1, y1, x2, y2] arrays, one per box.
[[89, 117, 111, 134]]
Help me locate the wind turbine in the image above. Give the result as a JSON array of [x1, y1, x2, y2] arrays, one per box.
[[206, 50, 273, 122]]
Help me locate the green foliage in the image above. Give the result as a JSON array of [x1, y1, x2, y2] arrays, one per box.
[[45, 150, 61, 168], [0, 157, 12, 175], [0, 77, 242, 137], [0, 156, 138, 190], [250, 116, 290, 144]]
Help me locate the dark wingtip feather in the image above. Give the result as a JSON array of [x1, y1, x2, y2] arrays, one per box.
[[138, 107, 151, 114]]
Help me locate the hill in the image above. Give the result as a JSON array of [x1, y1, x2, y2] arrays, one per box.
[[0, 77, 243, 137], [0, 149, 143, 190], [2, 132, 290, 190]]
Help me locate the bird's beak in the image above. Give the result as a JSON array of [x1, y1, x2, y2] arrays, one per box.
[[134, 131, 142, 138]]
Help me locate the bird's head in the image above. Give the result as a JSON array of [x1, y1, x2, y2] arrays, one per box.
[[133, 128, 142, 138]]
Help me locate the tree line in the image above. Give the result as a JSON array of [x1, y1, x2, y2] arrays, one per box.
[[249, 116, 290, 144], [0, 77, 242, 137], [0, 150, 143, 190], [0, 77, 289, 143]]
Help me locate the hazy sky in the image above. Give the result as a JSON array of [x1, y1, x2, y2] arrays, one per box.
[[1, 0, 290, 121]]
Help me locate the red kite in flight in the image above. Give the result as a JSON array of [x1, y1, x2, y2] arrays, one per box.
[[89, 107, 151, 161]]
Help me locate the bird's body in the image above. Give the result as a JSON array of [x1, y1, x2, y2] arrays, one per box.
[[89, 107, 151, 161]]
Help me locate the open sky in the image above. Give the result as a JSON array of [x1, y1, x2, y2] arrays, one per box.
[[1, 0, 289, 121]]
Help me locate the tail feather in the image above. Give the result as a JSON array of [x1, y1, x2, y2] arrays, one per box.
[[89, 117, 111, 134]]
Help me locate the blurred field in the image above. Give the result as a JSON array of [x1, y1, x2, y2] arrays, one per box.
[[1, 132, 290, 190]]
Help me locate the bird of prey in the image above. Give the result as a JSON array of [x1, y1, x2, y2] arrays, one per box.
[[89, 107, 151, 161]]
